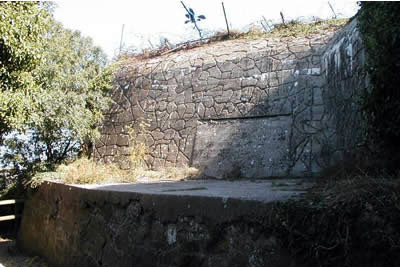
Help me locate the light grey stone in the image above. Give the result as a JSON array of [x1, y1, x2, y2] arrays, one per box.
[[208, 66, 222, 78], [97, 19, 366, 178]]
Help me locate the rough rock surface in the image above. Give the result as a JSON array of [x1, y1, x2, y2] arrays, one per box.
[[18, 181, 311, 267], [95, 19, 366, 178]]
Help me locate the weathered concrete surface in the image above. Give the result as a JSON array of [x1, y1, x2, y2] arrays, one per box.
[[95, 19, 367, 179], [18, 180, 311, 267], [193, 117, 292, 178], [79, 179, 311, 202]]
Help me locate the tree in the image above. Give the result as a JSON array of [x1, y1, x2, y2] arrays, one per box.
[[0, 2, 51, 140], [30, 22, 112, 164], [0, 4, 114, 181]]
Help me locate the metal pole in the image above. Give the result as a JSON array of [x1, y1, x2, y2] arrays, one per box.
[[328, 1, 337, 19], [280, 11, 286, 26], [222, 2, 230, 36], [119, 24, 125, 55]]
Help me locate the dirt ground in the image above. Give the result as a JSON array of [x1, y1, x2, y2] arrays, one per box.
[[0, 236, 48, 267]]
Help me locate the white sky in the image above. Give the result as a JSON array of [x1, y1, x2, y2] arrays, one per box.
[[53, 0, 359, 60]]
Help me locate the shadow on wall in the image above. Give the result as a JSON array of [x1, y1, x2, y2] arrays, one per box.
[[95, 18, 367, 179], [192, 18, 366, 179]]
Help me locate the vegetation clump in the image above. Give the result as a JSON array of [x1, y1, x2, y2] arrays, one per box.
[[0, 2, 114, 194], [119, 18, 349, 61], [273, 174, 400, 267], [230, 18, 349, 40], [25, 120, 199, 186], [27, 159, 200, 186], [358, 2, 400, 173]]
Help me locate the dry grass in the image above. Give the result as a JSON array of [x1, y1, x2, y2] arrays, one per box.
[[123, 122, 150, 169], [58, 158, 200, 184], [27, 119, 200, 186], [26, 158, 136, 186], [57, 158, 136, 184], [119, 18, 349, 62], [134, 167, 200, 181], [216, 18, 349, 41], [29, 158, 200, 185], [212, 19, 349, 41], [273, 173, 400, 266], [243, 18, 349, 39], [306, 173, 400, 206]]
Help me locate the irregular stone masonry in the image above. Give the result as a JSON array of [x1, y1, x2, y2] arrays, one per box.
[[95, 19, 367, 178]]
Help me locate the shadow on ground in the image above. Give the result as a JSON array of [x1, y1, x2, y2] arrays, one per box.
[[0, 236, 47, 267]]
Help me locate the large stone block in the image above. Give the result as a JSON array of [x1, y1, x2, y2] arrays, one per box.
[[192, 116, 293, 179]]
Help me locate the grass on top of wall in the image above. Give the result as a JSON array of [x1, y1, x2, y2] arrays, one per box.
[[235, 18, 348, 39], [26, 158, 200, 186], [119, 18, 349, 61]]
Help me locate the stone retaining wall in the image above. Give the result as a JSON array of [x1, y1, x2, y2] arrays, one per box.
[[95, 19, 366, 178], [18, 182, 299, 267]]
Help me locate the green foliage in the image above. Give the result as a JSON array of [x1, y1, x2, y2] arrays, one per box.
[[2, 25, 114, 168], [26, 22, 113, 164], [358, 2, 400, 169], [0, 2, 51, 135], [0, 3, 115, 187]]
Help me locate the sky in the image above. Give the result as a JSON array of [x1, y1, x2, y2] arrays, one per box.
[[53, 0, 360, 60]]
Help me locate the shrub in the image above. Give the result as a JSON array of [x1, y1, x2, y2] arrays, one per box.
[[358, 2, 400, 172]]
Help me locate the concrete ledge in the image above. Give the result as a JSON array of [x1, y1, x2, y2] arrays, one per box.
[[18, 180, 311, 267]]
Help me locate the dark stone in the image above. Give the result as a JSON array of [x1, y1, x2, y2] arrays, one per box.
[[18, 182, 309, 267]]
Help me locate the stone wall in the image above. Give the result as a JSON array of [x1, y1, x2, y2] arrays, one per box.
[[95, 19, 366, 178], [318, 18, 367, 164], [18, 182, 299, 267]]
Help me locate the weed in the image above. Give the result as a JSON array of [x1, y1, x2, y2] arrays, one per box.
[[134, 167, 200, 181], [31, 159, 200, 185], [118, 18, 349, 62], [24, 118, 200, 185], [55, 158, 133, 184], [123, 120, 150, 170], [232, 18, 349, 40]]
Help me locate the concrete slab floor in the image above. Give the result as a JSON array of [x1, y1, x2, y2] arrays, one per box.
[[74, 178, 314, 203]]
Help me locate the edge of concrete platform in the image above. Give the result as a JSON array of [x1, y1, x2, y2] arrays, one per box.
[[18, 181, 309, 267]]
